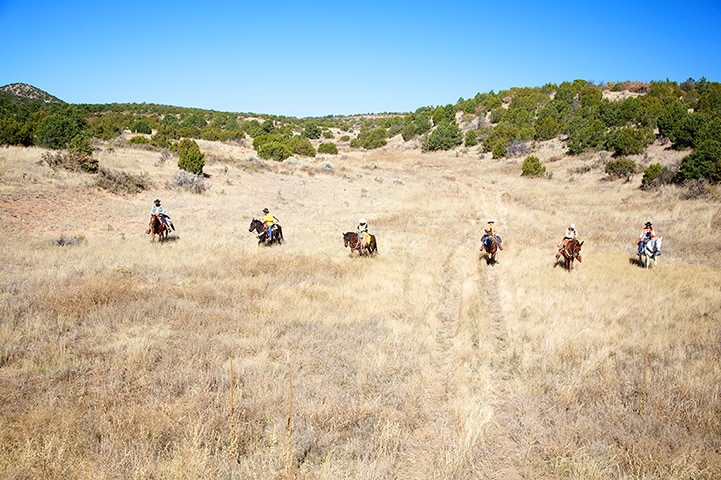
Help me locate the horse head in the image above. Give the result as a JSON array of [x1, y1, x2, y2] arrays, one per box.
[[343, 232, 352, 247], [249, 219, 261, 233]]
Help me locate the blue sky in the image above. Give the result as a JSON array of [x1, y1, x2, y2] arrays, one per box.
[[1, 0, 720, 117]]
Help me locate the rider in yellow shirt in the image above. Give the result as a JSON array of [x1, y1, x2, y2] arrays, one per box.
[[261, 208, 279, 240]]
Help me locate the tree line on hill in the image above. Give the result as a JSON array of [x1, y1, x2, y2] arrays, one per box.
[[0, 78, 719, 183]]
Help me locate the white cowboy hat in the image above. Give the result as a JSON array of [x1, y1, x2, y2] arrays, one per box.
[[359, 218, 366, 224]]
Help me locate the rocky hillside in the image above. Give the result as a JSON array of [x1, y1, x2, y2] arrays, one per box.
[[0, 83, 64, 104]]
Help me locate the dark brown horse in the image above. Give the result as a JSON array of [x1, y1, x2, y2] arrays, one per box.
[[560, 238, 583, 271], [249, 219, 284, 246], [148, 214, 168, 243], [481, 235, 501, 265], [343, 232, 377, 256]]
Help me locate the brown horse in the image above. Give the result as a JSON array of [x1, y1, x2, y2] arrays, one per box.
[[481, 235, 501, 265], [148, 214, 168, 243], [343, 232, 377, 256], [249, 219, 284, 246], [560, 238, 583, 271]]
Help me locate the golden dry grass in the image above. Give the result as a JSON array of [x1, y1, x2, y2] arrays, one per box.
[[0, 140, 720, 479]]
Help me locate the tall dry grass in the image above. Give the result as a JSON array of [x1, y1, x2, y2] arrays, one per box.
[[0, 142, 719, 479]]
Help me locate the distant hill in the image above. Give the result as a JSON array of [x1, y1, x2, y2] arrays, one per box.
[[0, 83, 65, 104]]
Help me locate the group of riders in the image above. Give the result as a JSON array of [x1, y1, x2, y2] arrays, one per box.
[[481, 219, 658, 260], [147, 199, 659, 258]]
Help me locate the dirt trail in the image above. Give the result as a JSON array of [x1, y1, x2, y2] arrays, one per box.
[[479, 186, 525, 479], [397, 244, 464, 479]]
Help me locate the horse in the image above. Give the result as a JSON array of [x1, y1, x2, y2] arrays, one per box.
[[148, 214, 168, 243], [639, 236, 662, 268], [249, 219, 284, 246], [343, 232, 377, 256], [560, 238, 583, 271], [481, 235, 501, 265]]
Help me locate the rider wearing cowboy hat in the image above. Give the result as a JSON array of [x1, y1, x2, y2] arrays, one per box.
[[149, 198, 174, 232], [260, 208, 279, 240], [356, 218, 370, 248], [556, 223, 577, 259], [638, 221, 655, 254], [481, 220, 503, 250]]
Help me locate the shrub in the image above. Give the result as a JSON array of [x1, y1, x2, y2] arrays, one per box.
[[301, 123, 321, 139], [127, 136, 150, 145], [489, 107, 505, 123], [322, 130, 334, 139], [534, 116, 560, 141], [364, 130, 387, 150], [491, 141, 507, 159], [414, 114, 432, 134], [176, 138, 205, 174], [168, 170, 209, 194], [36, 113, 83, 149], [96, 167, 150, 195], [641, 163, 663, 188], [317, 142, 338, 154], [521, 155, 546, 177], [259, 141, 293, 161], [423, 121, 463, 151], [607, 127, 653, 156], [55, 234, 86, 247], [465, 130, 478, 147], [131, 120, 152, 134], [68, 134, 97, 173], [182, 114, 207, 129], [0, 118, 34, 146], [604, 157, 637, 178], [401, 123, 416, 141], [151, 133, 170, 149], [678, 140, 721, 183], [340, 135, 350, 142], [287, 136, 316, 157]]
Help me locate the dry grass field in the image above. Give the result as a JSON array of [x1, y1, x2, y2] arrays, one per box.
[[1, 137, 720, 479]]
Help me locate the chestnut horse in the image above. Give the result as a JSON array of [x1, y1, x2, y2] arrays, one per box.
[[148, 214, 168, 243], [343, 232, 377, 256], [560, 238, 583, 271], [481, 235, 501, 265], [249, 219, 284, 246]]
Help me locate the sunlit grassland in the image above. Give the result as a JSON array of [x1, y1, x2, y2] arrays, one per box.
[[0, 144, 719, 478]]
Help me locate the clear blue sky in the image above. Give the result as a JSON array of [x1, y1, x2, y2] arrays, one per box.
[[2, 0, 720, 118]]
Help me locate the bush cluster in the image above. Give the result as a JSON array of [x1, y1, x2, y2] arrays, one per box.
[[604, 157, 637, 178], [96, 167, 150, 195], [317, 142, 338, 154], [253, 134, 316, 161]]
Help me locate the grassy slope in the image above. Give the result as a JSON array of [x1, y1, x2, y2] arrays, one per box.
[[0, 138, 719, 479]]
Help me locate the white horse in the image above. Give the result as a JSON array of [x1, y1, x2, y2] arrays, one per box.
[[639, 236, 663, 268]]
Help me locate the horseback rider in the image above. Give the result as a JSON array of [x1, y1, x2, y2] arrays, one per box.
[[481, 220, 503, 250], [260, 208, 279, 241], [638, 221, 655, 254], [148, 198, 174, 232], [556, 223, 577, 259], [356, 218, 371, 248]]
